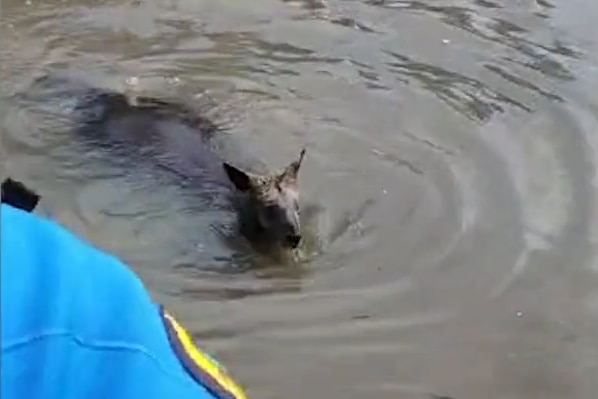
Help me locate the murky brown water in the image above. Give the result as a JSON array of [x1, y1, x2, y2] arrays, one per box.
[[2, 0, 598, 397]]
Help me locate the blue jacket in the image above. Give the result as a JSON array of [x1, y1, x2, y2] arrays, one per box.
[[1, 203, 249, 399]]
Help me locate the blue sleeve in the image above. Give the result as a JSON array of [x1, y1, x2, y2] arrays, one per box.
[[0, 204, 235, 399]]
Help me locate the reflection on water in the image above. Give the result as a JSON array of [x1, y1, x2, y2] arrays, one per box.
[[2, 0, 598, 398], [386, 50, 532, 121]]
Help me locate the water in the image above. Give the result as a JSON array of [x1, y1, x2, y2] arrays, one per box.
[[2, 0, 598, 398]]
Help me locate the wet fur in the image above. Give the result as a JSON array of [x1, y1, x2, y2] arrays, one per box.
[[69, 85, 306, 250]]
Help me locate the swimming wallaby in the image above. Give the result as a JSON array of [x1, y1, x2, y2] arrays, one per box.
[[223, 148, 306, 249], [61, 81, 307, 250]]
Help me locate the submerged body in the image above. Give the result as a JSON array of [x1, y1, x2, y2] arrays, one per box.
[[67, 82, 306, 250]]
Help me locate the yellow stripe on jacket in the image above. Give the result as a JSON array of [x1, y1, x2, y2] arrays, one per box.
[[161, 309, 249, 399]]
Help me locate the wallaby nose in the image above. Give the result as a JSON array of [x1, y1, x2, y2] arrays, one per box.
[[285, 233, 302, 249]]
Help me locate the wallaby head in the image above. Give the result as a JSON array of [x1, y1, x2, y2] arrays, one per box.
[[223, 148, 306, 249]]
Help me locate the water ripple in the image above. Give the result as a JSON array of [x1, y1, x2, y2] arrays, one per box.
[[2, 0, 598, 398], [385, 50, 532, 121]]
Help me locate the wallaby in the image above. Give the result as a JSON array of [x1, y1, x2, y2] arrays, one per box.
[[68, 84, 307, 250], [223, 148, 305, 249]]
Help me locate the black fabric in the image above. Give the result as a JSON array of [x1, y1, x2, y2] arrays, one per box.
[[1, 178, 41, 213]]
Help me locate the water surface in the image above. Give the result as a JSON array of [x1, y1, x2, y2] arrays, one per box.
[[2, 0, 598, 398]]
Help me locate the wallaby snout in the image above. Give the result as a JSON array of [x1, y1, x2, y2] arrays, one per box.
[[285, 233, 302, 249]]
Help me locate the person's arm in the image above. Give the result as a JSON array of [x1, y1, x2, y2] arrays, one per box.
[[1, 202, 249, 399]]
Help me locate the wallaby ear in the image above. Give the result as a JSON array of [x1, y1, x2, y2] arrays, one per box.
[[280, 148, 306, 185], [223, 163, 253, 192]]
